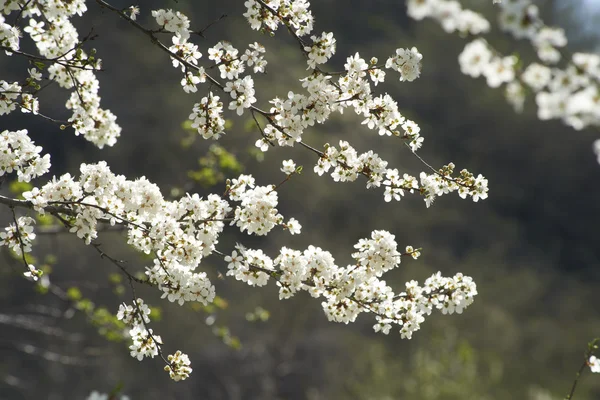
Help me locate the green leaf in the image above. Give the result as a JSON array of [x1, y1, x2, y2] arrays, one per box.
[[149, 306, 162, 321], [67, 286, 82, 301], [108, 273, 122, 284], [36, 214, 54, 226], [8, 181, 33, 197]]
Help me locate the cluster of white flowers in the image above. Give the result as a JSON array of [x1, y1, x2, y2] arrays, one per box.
[[169, 36, 203, 71], [165, 350, 193, 381], [152, 9, 191, 41], [385, 47, 423, 82], [189, 93, 226, 139], [151, 12, 267, 122], [497, 1, 566, 64], [0, 80, 21, 115], [228, 174, 292, 235], [225, 245, 274, 286], [407, 0, 600, 141], [86, 391, 130, 400], [180, 68, 206, 94], [493, 1, 600, 128], [21, 162, 223, 295], [0, 216, 36, 256], [146, 258, 217, 306], [243, 0, 314, 36], [241, 42, 268, 73], [406, 0, 490, 35], [0, 130, 51, 182], [117, 298, 151, 326], [420, 164, 489, 206], [0, 14, 19, 52], [208, 41, 245, 80], [226, 230, 476, 337], [314, 141, 487, 206], [128, 325, 162, 361], [117, 297, 192, 380], [224, 75, 257, 116], [117, 299, 159, 359], [459, 39, 516, 88], [0, 1, 123, 148], [1, 69, 39, 113], [18, 162, 302, 310], [305, 32, 336, 69]]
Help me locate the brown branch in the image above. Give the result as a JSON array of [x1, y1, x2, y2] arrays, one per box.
[[565, 338, 600, 400]]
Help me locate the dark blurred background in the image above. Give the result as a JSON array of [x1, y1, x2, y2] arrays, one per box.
[[1, 0, 600, 399]]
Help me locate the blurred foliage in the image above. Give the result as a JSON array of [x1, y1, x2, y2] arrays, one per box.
[[186, 144, 243, 188]]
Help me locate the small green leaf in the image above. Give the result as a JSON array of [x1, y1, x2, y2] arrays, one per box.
[[149, 306, 162, 321], [67, 287, 82, 301], [8, 181, 33, 197], [108, 273, 122, 284]]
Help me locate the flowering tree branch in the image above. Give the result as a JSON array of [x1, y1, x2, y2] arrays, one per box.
[[0, 0, 492, 383], [566, 338, 600, 400]]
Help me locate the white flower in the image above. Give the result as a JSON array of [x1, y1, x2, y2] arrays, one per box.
[[23, 264, 42, 281], [483, 56, 516, 88], [280, 159, 296, 174], [590, 355, 600, 373], [386, 47, 423, 82], [285, 218, 302, 235], [459, 39, 492, 78], [128, 6, 140, 20], [522, 63, 552, 91]]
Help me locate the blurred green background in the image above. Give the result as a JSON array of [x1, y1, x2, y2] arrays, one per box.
[[1, 0, 600, 399]]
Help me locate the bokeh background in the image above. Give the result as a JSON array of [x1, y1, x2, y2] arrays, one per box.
[[1, 0, 600, 399]]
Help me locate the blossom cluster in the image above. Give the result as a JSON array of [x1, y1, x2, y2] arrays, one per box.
[[116, 298, 193, 381], [147, 0, 486, 211], [165, 350, 193, 381], [188, 93, 226, 139], [385, 47, 423, 82], [243, 0, 314, 36], [0, 1, 122, 148], [314, 141, 488, 207], [226, 231, 477, 338], [152, 9, 191, 41], [407, 0, 600, 138], [459, 39, 516, 90], [208, 41, 244, 80], [19, 161, 302, 301], [0, 130, 50, 182], [116, 299, 160, 360], [0, 14, 20, 52], [406, 0, 490, 35], [491, 0, 599, 128], [86, 391, 130, 400], [0, 216, 36, 256], [497, 1, 566, 64]]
